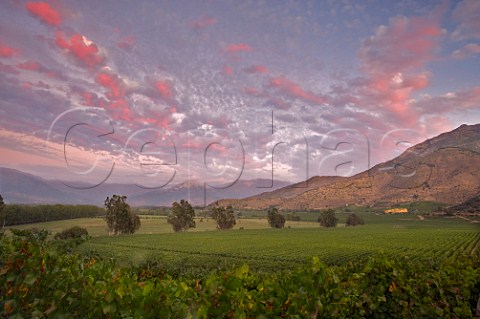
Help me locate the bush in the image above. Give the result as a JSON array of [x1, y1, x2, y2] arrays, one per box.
[[54, 226, 89, 240], [345, 213, 365, 226], [318, 209, 338, 227]]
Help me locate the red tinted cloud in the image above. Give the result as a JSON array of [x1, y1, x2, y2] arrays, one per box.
[[452, 0, 480, 40], [225, 43, 252, 54], [452, 43, 480, 59], [55, 32, 103, 68], [25, 1, 61, 26], [0, 62, 20, 75], [117, 36, 136, 50], [155, 80, 174, 99], [354, 15, 441, 123], [417, 86, 480, 114], [95, 72, 125, 100], [223, 65, 233, 76], [269, 76, 325, 105], [244, 65, 268, 74], [16, 60, 48, 72], [192, 16, 217, 29], [358, 16, 442, 76], [244, 87, 266, 97], [0, 42, 19, 58]]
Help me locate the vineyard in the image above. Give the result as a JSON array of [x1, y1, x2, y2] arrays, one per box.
[[2, 213, 480, 317], [1, 227, 480, 318], [76, 215, 480, 272]]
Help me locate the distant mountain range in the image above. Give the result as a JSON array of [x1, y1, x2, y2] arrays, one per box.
[[2, 124, 479, 209], [217, 124, 480, 210], [0, 167, 289, 206]]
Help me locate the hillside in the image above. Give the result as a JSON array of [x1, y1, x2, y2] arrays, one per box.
[[217, 124, 480, 210]]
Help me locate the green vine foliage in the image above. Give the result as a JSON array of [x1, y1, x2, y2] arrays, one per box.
[[1, 231, 479, 318]]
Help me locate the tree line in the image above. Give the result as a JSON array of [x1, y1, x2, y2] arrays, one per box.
[[0, 198, 104, 228], [0, 193, 365, 236]]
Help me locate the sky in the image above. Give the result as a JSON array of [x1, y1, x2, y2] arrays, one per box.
[[0, 0, 479, 189]]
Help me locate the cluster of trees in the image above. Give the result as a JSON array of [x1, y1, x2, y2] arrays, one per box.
[[318, 209, 364, 228], [104, 195, 140, 236], [166, 201, 239, 232]]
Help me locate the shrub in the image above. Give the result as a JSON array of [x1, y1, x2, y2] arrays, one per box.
[[54, 226, 89, 240], [345, 213, 365, 226], [318, 209, 338, 227]]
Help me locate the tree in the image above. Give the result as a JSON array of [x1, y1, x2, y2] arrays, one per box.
[[0, 194, 5, 231], [167, 200, 196, 232], [267, 206, 285, 228], [104, 195, 140, 236], [318, 209, 338, 228], [211, 205, 236, 230], [345, 213, 364, 226]]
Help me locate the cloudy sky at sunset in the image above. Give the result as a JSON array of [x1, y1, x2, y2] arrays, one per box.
[[0, 0, 479, 189]]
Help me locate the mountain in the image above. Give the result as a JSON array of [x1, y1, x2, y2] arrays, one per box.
[[217, 124, 480, 210], [128, 179, 290, 207], [0, 167, 289, 206], [0, 167, 85, 204], [443, 195, 480, 215]]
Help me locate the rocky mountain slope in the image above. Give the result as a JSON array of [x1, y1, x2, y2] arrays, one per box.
[[217, 124, 480, 210]]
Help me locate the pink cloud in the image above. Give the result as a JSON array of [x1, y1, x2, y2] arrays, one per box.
[[222, 65, 233, 76], [267, 98, 291, 110], [358, 16, 442, 76], [424, 116, 453, 136], [269, 76, 326, 105], [0, 41, 19, 58], [452, 43, 480, 59], [244, 65, 268, 74], [353, 15, 442, 124], [95, 72, 126, 100], [225, 43, 252, 54], [16, 60, 48, 73], [0, 62, 20, 75], [25, 1, 62, 27], [55, 32, 104, 68], [192, 16, 217, 29], [244, 87, 266, 97], [416, 86, 480, 114], [117, 36, 136, 50], [452, 0, 480, 40], [154, 80, 174, 99]]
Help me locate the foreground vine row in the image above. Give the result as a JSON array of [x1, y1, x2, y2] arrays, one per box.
[[1, 230, 479, 318]]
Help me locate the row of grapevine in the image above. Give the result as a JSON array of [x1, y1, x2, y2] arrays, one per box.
[[2, 230, 479, 318]]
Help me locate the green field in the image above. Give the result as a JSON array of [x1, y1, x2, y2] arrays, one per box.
[[11, 212, 479, 272]]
